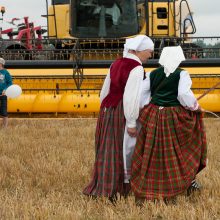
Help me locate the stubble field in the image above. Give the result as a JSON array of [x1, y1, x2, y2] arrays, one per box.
[[0, 118, 219, 220]]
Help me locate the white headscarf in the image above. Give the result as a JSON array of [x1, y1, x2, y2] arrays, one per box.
[[123, 35, 154, 57], [0, 58, 5, 65], [159, 46, 186, 77]]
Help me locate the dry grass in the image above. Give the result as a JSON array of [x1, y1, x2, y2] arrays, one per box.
[[0, 118, 219, 220]]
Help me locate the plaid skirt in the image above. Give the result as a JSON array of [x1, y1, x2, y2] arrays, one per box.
[[0, 95, 8, 117], [83, 101, 129, 197], [131, 104, 207, 199]]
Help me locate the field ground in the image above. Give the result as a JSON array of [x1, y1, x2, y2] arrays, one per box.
[[0, 118, 219, 219]]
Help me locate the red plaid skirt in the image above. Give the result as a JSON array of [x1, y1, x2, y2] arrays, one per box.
[[83, 101, 129, 197], [131, 104, 207, 199]]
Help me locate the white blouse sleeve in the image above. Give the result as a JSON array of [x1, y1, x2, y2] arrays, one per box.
[[177, 71, 199, 110], [123, 66, 144, 128], [140, 71, 151, 108], [100, 71, 110, 103]]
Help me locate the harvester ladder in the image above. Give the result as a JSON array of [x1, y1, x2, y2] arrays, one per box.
[[179, 0, 196, 38]]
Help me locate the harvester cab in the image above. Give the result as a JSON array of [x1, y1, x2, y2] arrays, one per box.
[[70, 0, 138, 38], [46, 0, 196, 38], [45, 0, 196, 60]]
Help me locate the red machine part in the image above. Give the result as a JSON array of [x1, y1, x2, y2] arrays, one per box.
[[1, 17, 44, 50]]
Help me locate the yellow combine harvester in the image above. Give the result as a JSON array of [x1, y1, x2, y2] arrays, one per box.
[[1, 0, 220, 115]]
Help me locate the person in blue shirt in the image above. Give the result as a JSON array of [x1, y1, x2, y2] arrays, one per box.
[[0, 58, 12, 128]]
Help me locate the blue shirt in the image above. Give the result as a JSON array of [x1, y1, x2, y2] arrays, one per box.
[[0, 69, 13, 94]]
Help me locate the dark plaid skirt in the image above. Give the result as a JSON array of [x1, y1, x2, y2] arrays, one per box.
[[131, 104, 207, 199], [0, 95, 8, 117], [83, 101, 129, 197]]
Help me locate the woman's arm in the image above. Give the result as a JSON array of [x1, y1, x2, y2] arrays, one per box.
[[100, 70, 111, 103], [123, 66, 144, 128], [177, 70, 199, 111], [140, 71, 151, 108], [2, 70, 13, 95], [5, 70, 13, 88]]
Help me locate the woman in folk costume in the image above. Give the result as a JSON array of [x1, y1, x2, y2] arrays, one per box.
[[131, 46, 207, 200], [83, 35, 154, 199]]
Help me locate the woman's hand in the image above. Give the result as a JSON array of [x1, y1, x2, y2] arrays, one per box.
[[127, 127, 137, 137]]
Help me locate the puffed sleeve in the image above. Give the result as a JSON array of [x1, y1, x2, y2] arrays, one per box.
[[100, 70, 110, 103], [123, 66, 144, 128], [177, 70, 199, 110], [140, 71, 151, 108]]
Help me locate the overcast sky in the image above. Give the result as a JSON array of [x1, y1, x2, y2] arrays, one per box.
[[0, 0, 219, 37]]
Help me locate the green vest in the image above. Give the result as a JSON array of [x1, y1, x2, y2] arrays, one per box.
[[150, 67, 182, 107]]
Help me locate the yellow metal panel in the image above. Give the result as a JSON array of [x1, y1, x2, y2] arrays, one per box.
[[9, 66, 220, 96], [148, 2, 175, 37], [48, 5, 71, 38], [9, 68, 108, 76], [8, 93, 100, 113], [8, 67, 220, 76], [32, 94, 62, 112], [144, 67, 220, 75], [196, 94, 220, 112], [182, 67, 220, 75], [58, 93, 100, 113], [8, 95, 36, 112]]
